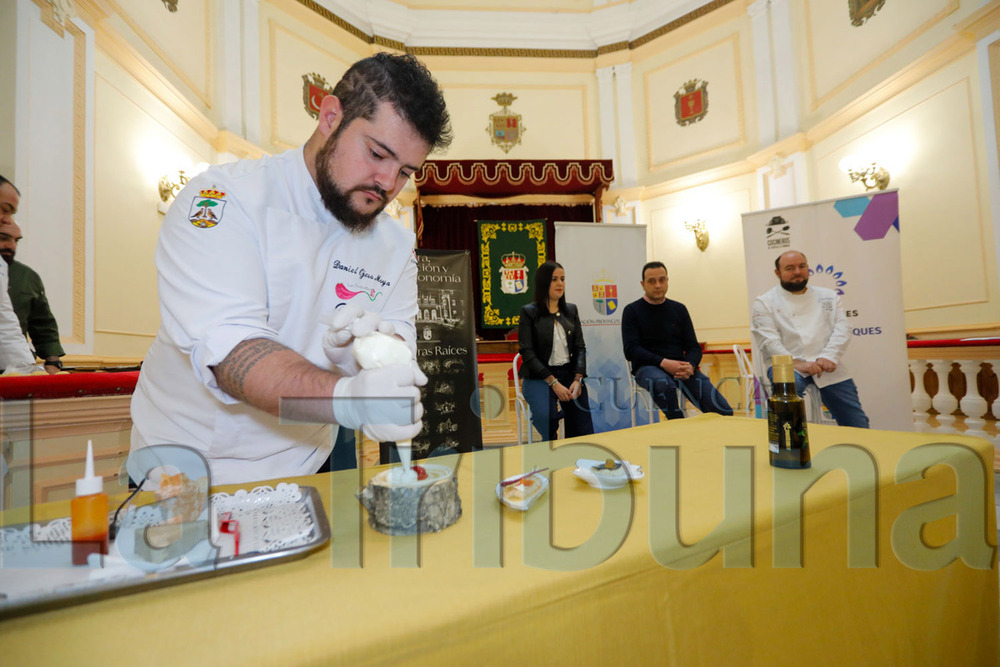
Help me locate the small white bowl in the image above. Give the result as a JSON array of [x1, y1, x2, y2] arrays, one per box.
[[573, 459, 644, 490]]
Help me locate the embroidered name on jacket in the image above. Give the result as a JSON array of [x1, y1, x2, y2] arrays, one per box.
[[332, 260, 392, 301]]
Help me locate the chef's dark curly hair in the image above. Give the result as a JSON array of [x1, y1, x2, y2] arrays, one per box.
[[332, 52, 452, 153]]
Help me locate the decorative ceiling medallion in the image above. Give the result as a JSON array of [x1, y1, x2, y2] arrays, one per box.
[[674, 79, 709, 127], [849, 0, 886, 27], [302, 73, 333, 120], [486, 93, 524, 154]]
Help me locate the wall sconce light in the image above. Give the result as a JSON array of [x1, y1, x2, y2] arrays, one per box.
[[159, 170, 189, 203], [838, 156, 890, 191], [158, 170, 189, 215], [684, 219, 710, 252]]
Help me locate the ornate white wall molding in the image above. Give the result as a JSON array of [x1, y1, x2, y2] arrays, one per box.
[[748, 0, 775, 146], [612, 62, 637, 188], [317, 0, 720, 50], [596, 66, 617, 169], [768, 0, 800, 139]]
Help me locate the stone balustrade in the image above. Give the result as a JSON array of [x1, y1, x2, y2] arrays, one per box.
[[906, 338, 1000, 468]]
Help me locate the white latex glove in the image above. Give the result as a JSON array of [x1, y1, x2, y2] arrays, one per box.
[[324, 303, 396, 349], [332, 364, 427, 443]]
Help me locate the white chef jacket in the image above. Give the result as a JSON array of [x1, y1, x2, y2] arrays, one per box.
[[750, 284, 852, 388], [130, 146, 418, 484], [0, 260, 40, 374]]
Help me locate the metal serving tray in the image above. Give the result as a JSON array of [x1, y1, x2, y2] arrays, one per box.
[[0, 483, 330, 619]]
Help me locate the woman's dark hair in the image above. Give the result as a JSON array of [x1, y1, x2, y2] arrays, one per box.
[[332, 52, 453, 153], [533, 260, 565, 312]]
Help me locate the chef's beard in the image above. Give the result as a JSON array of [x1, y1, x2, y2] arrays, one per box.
[[0, 250, 13, 265], [780, 277, 808, 293], [315, 131, 387, 233]]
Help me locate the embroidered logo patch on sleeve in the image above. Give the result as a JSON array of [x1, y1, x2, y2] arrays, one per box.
[[189, 188, 227, 228]]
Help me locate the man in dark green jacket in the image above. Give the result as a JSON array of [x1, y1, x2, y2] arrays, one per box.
[[0, 220, 65, 373]]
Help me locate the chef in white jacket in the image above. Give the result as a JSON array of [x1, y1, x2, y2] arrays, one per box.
[[130, 53, 452, 484], [751, 250, 869, 428], [0, 177, 42, 375]]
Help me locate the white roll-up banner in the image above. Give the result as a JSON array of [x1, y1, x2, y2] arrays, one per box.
[[741, 190, 911, 431], [556, 222, 652, 432]]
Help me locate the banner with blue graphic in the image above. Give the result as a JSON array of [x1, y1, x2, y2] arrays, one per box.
[[741, 190, 911, 430], [555, 222, 651, 433]]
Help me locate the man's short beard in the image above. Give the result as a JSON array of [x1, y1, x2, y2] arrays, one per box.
[[314, 128, 387, 233], [780, 278, 808, 293], [0, 251, 13, 266]]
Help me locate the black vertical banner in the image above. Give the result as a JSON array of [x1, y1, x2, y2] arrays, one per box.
[[382, 250, 483, 462]]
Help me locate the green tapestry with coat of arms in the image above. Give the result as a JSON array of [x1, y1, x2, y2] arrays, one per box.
[[477, 219, 547, 329]]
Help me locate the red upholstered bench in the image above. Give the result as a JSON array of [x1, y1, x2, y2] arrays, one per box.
[[0, 371, 140, 400]]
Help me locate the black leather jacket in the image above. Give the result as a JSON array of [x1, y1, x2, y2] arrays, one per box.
[[517, 302, 587, 379]]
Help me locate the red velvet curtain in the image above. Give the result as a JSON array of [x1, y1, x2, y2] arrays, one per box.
[[417, 203, 594, 340]]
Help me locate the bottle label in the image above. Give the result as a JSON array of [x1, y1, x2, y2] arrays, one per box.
[[767, 398, 810, 462]]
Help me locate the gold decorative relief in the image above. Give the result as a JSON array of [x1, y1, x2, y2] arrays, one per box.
[[849, 0, 886, 27], [486, 93, 525, 154], [674, 79, 709, 127], [302, 73, 333, 120]]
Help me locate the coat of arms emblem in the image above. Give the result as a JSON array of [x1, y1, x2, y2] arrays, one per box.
[[592, 277, 618, 316], [189, 188, 227, 229], [674, 79, 709, 126], [849, 0, 886, 27], [499, 252, 529, 295], [302, 72, 333, 120], [487, 93, 524, 154]]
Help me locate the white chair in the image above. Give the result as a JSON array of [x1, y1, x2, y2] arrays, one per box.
[[513, 353, 568, 442], [732, 345, 763, 418], [512, 353, 533, 444], [804, 384, 836, 425], [627, 361, 686, 424]]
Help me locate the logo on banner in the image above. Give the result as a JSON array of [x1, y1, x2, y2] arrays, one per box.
[[592, 275, 618, 316], [188, 188, 227, 228], [302, 73, 333, 120], [499, 251, 529, 295], [809, 263, 848, 296], [766, 215, 791, 250], [674, 79, 709, 126], [487, 92, 524, 154]]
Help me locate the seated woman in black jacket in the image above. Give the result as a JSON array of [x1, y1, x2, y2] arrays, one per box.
[[517, 261, 594, 441]]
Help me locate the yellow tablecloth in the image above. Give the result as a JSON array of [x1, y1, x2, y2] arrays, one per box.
[[2, 415, 997, 666]]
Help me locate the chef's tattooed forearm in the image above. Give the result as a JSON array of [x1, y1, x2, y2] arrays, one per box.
[[212, 338, 288, 402]]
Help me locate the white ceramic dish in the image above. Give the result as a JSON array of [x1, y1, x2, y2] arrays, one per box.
[[496, 472, 549, 511], [573, 459, 644, 489]]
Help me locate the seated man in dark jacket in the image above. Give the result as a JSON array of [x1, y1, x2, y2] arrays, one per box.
[[621, 261, 731, 419], [0, 220, 65, 373]]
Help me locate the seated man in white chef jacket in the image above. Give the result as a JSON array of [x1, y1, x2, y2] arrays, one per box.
[[751, 250, 869, 428], [130, 54, 453, 484]]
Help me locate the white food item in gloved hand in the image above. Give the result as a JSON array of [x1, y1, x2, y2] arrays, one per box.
[[351, 331, 422, 474], [353, 331, 413, 369]]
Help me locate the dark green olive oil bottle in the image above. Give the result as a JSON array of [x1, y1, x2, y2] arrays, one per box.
[[768, 354, 811, 469]]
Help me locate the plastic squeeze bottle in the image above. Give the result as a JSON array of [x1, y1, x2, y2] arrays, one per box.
[[71, 440, 109, 564]]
